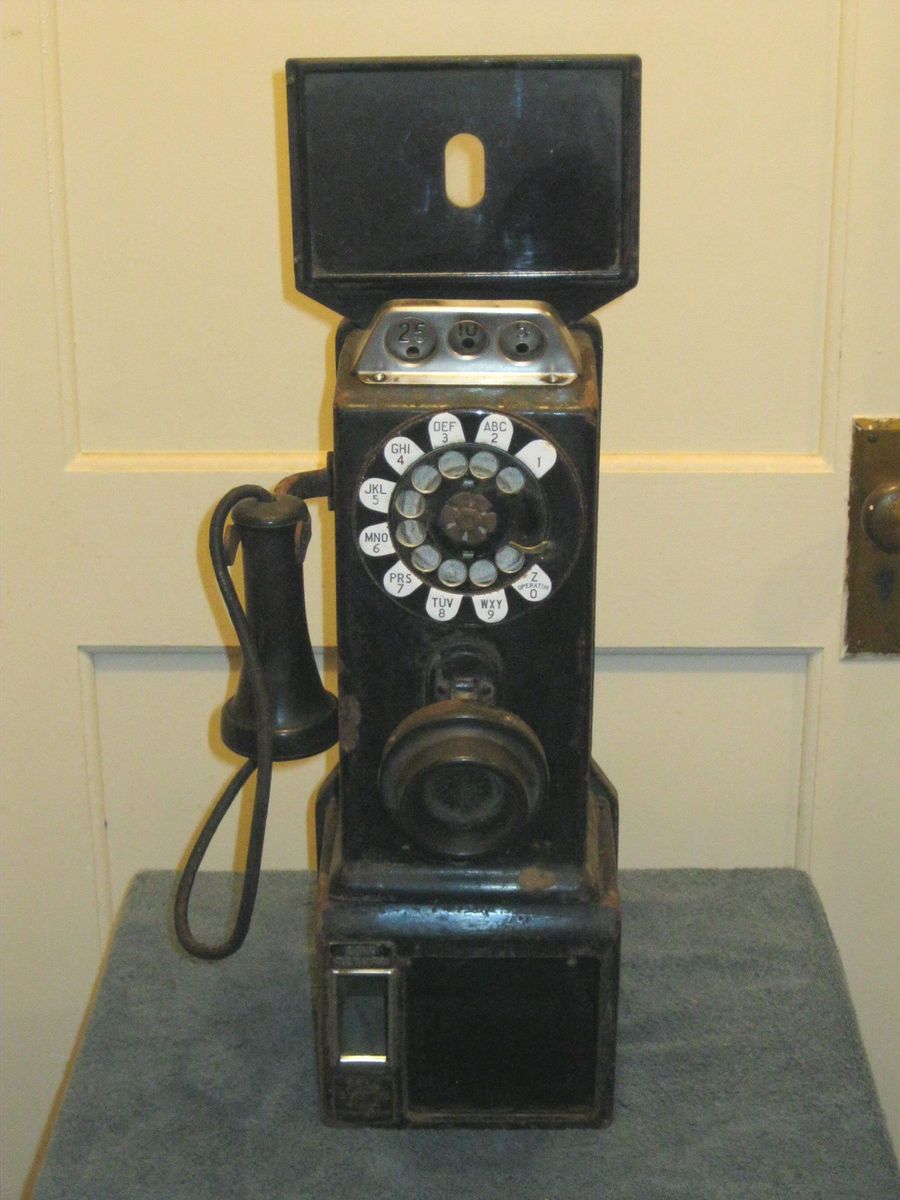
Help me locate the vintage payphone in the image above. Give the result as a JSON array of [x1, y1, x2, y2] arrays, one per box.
[[175, 57, 640, 1128]]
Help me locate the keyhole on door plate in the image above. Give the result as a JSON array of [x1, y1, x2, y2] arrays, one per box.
[[444, 133, 485, 208]]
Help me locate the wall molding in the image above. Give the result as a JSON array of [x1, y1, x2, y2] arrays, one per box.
[[66, 450, 832, 477]]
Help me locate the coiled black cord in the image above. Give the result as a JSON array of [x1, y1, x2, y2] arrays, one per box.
[[173, 484, 274, 960]]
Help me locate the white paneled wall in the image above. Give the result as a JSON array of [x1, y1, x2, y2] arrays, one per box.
[[593, 653, 809, 869]]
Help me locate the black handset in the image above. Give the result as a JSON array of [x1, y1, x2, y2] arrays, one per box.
[[173, 479, 337, 960], [175, 56, 640, 1128]]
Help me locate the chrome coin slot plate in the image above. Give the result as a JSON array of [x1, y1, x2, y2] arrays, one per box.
[[353, 301, 580, 387]]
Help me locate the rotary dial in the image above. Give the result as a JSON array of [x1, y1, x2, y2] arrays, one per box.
[[356, 411, 579, 624]]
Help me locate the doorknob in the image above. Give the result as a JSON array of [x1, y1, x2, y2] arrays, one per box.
[[862, 481, 900, 554], [845, 418, 900, 654]]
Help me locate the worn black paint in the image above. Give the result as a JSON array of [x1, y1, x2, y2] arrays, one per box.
[[286, 57, 641, 325]]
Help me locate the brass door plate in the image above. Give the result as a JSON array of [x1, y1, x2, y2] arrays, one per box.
[[845, 418, 900, 654]]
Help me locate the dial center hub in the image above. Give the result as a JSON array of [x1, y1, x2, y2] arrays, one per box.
[[440, 491, 498, 546]]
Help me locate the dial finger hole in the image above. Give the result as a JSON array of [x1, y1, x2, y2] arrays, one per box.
[[496, 465, 525, 495], [396, 520, 427, 549], [469, 450, 499, 480], [438, 450, 468, 479], [411, 544, 441, 573], [495, 544, 525, 574], [394, 489, 426, 519], [469, 559, 498, 588], [437, 559, 467, 588], [411, 463, 441, 494]]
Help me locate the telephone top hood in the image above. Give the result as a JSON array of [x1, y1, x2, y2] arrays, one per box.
[[285, 56, 641, 326]]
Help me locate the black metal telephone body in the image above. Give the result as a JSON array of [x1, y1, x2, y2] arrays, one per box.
[[175, 56, 640, 1130]]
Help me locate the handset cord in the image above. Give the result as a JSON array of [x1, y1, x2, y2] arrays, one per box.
[[173, 484, 274, 960]]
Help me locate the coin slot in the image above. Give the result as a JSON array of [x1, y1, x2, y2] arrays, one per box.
[[444, 133, 486, 209], [448, 319, 489, 357], [385, 319, 437, 364], [499, 320, 546, 362]]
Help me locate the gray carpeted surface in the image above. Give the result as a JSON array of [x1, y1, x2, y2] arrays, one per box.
[[34, 869, 898, 1199]]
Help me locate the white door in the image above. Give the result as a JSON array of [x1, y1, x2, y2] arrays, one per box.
[[2, 3, 897, 1195]]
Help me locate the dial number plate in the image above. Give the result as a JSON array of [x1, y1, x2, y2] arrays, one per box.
[[356, 411, 584, 624]]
